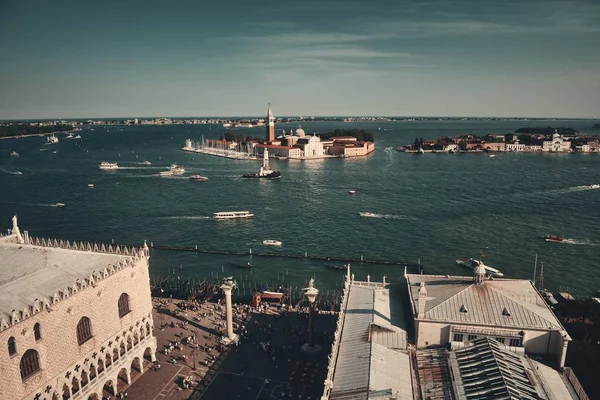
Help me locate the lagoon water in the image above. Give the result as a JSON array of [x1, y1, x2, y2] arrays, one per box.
[[1, 120, 599, 296]]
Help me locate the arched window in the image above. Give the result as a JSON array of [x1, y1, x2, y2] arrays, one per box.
[[77, 317, 93, 345], [34, 323, 42, 341], [20, 349, 41, 381], [118, 293, 130, 318], [8, 336, 17, 356]]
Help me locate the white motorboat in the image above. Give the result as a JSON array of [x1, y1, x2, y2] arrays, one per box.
[[99, 161, 119, 170], [213, 211, 254, 220], [47, 135, 59, 144], [359, 212, 379, 218], [10, 151, 18, 156], [456, 258, 504, 277], [66, 133, 74, 139], [160, 164, 185, 176], [88, 184, 94, 188], [262, 239, 282, 246], [349, 190, 356, 195], [74, 134, 82, 139], [142, 161, 152, 165], [55, 203, 66, 208]]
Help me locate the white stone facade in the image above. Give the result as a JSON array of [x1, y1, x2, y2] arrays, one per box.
[[0, 232, 157, 400]]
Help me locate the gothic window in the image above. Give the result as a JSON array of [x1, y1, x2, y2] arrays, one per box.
[[8, 336, 17, 356], [118, 293, 130, 318], [34, 323, 42, 341], [77, 317, 93, 345], [20, 349, 41, 381]]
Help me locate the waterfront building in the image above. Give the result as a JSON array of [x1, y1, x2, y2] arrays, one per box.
[[266, 103, 275, 143], [543, 131, 571, 152], [0, 217, 156, 400], [406, 267, 571, 368], [326, 138, 375, 157]]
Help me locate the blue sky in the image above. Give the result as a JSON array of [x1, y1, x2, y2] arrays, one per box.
[[1, 0, 599, 118]]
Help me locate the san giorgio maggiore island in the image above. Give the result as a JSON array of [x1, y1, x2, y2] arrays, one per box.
[[181, 104, 376, 160]]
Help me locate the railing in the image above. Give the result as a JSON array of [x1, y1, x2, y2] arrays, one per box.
[[321, 279, 351, 400], [563, 367, 590, 400]]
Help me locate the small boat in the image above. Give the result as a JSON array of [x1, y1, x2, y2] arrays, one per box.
[[243, 149, 281, 178], [47, 135, 59, 144], [359, 212, 379, 218], [213, 211, 254, 220], [142, 161, 152, 165], [10, 151, 18, 156], [489, 154, 496, 158], [349, 190, 356, 195], [231, 262, 253, 269], [55, 203, 66, 208], [13, 171, 23, 175], [325, 263, 348, 271], [66, 133, 74, 139], [88, 184, 94, 188], [74, 135, 82, 139], [189, 175, 209, 181], [99, 161, 119, 170], [262, 239, 282, 246], [543, 235, 564, 243], [456, 258, 504, 277]]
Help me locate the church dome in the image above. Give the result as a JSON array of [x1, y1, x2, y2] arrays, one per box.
[[296, 126, 306, 137]]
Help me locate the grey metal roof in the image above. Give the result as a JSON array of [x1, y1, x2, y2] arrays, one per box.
[[450, 337, 541, 400], [407, 275, 565, 331], [330, 283, 412, 400], [0, 236, 134, 322]]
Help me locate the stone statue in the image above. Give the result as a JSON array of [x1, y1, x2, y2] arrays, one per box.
[[308, 277, 314, 288], [12, 215, 18, 233], [351, 273, 355, 281], [383, 275, 387, 284], [367, 274, 370, 283]]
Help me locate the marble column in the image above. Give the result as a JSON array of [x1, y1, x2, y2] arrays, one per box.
[[220, 278, 239, 344], [301, 278, 321, 355]]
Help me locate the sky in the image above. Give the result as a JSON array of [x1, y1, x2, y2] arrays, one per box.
[[0, 0, 599, 119]]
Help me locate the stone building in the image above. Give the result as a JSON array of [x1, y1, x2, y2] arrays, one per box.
[[405, 266, 571, 368], [0, 216, 157, 400]]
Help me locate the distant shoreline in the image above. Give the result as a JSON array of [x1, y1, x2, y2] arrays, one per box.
[[0, 130, 76, 140]]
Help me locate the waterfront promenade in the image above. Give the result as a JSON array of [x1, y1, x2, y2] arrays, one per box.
[[124, 297, 335, 400]]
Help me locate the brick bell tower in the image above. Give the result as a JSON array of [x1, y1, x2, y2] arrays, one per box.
[[266, 103, 275, 142]]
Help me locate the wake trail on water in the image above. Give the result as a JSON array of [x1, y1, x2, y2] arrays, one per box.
[[359, 212, 409, 220], [558, 238, 599, 247], [157, 216, 212, 220]]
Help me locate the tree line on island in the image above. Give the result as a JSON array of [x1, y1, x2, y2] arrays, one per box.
[[220, 128, 375, 144], [0, 123, 74, 138]]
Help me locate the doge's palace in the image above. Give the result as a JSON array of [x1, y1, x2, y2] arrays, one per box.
[[0, 216, 157, 400]]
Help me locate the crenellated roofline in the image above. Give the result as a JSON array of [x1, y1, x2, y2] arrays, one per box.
[[0, 230, 149, 332]]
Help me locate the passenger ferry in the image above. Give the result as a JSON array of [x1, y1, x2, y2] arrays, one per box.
[[213, 211, 254, 220], [99, 161, 119, 170], [159, 164, 185, 176]]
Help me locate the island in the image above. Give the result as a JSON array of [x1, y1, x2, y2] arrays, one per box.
[[398, 128, 599, 153], [0, 123, 74, 139]]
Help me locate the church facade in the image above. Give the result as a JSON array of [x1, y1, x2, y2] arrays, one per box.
[[0, 217, 157, 400]]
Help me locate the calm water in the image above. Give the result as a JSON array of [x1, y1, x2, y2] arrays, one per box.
[[1, 120, 599, 296]]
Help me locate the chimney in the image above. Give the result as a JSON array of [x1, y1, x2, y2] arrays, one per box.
[[417, 282, 427, 319]]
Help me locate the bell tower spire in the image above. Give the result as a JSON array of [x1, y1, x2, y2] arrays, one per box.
[[266, 103, 275, 142]]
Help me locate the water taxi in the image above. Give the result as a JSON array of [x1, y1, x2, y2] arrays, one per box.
[[456, 258, 504, 277], [349, 190, 356, 195], [88, 184, 94, 188], [142, 161, 152, 165], [55, 203, 66, 208], [99, 161, 119, 170], [160, 164, 185, 176], [262, 239, 282, 246], [212, 211, 254, 220], [189, 175, 209, 181]]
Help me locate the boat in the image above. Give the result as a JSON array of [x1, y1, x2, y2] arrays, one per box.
[[160, 164, 185, 176], [10, 151, 18, 156], [349, 190, 356, 195], [231, 262, 253, 269], [88, 184, 94, 188], [55, 203, 66, 208], [74, 134, 82, 139], [543, 235, 564, 242], [189, 175, 209, 181], [262, 239, 282, 246], [99, 161, 119, 170], [47, 135, 59, 144], [213, 211, 254, 220], [359, 212, 379, 218], [242, 149, 281, 178], [456, 258, 504, 277], [66, 133, 74, 139], [589, 184, 600, 189], [13, 171, 23, 175], [142, 161, 152, 165], [325, 263, 349, 271], [260, 290, 284, 301]]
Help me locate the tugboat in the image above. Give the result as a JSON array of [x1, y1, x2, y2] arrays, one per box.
[[243, 149, 280, 179], [543, 235, 564, 242]]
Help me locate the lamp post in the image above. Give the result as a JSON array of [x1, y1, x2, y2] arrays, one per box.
[[301, 278, 322, 355]]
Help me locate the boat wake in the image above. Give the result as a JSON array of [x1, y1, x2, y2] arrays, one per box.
[[558, 238, 599, 246], [157, 216, 212, 220], [359, 212, 407, 220]]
